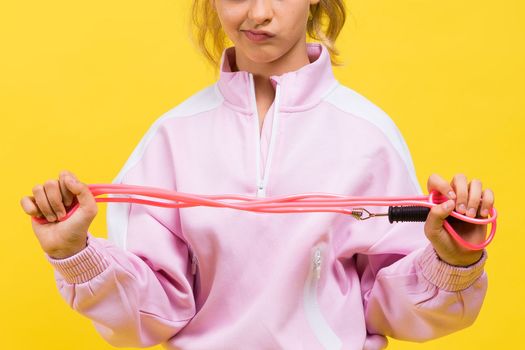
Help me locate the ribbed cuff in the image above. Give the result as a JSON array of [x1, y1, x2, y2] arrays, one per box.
[[417, 244, 487, 292], [46, 234, 110, 284]]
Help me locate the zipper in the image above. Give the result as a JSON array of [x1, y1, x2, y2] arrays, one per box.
[[303, 243, 343, 350], [313, 247, 322, 280], [248, 73, 281, 198], [191, 252, 199, 275], [189, 249, 200, 302]]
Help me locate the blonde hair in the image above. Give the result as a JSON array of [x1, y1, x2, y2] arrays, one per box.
[[189, 0, 347, 72]]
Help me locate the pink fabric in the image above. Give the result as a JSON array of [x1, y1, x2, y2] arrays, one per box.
[[46, 43, 488, 350]]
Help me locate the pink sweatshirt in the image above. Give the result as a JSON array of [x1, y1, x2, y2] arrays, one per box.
[[46, 43, 487, 350]]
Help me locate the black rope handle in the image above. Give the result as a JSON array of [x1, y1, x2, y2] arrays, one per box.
[[388, 206, 462, 224]]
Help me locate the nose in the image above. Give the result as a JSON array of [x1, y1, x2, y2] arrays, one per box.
[[248, 0, 273, 26]]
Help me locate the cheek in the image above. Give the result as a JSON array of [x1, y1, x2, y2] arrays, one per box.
[[216, 5, 245, 32], [278, 3, 309, 33], [279, 17, 307, 42]]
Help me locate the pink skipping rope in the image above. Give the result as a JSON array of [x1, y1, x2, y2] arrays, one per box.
[[31, 184, 497, 251]]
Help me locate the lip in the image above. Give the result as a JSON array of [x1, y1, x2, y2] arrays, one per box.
[[242, 30, 275, 42]]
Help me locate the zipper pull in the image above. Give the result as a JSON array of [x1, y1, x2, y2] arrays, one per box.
[[191, 253, 198, 275], [313, 247, 322, 280], [257, 181, 265, 197]]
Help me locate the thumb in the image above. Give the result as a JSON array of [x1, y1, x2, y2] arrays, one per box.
[[64, 175, 96, 210], [424, 199, 455, 239]]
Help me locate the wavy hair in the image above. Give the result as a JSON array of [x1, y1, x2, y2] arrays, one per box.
[[189, 0, 347, 72]]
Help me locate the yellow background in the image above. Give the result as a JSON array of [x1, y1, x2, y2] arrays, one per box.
[[1, 0, 523, 349]]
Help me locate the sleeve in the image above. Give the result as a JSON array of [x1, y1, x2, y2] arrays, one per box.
[[340, 119, 488, 341], [46, 122, 196, 347], [359, 245, 487, 341]]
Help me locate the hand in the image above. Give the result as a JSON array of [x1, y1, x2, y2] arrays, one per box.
[[20, 170, 98, 259], [424, 173, 495, 266]]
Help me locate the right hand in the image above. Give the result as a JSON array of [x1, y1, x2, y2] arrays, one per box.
[[20, 170, 98, 259]]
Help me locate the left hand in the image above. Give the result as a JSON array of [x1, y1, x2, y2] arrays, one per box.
[[424, 173, 495, 266]]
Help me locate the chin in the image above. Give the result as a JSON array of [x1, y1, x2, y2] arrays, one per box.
[[237, 43, 283, 64]]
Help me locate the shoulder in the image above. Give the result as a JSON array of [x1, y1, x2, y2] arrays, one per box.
[[111, 84, 223, 184], [158, 83, 223, 123], [323, 83, 411, 161], [131, 83, 223, 142], [323, 83, 422, 194], [323, 84, 404, 150]]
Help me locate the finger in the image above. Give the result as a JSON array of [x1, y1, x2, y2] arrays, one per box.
[[20, 196, 44, 218], [59, 170, 75, 207], [466, 179, 482, 218], [425, 199, 455, 238], [479, 188, 494, 218], [32, 184, 57, 222], [43, 179, 67, 220], [451, 173, 468, 214], [427, 173, 456, 200], [64, 175, 97, 214]]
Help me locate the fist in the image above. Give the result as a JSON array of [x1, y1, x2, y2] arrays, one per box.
[[20, 170, 98, 259], [424, 173, 495, 266]]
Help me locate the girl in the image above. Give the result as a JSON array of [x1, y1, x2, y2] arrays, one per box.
[[20, 0, 494, 349]]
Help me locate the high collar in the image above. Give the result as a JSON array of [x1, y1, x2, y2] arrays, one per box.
[[216, 42, 339, 114]]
